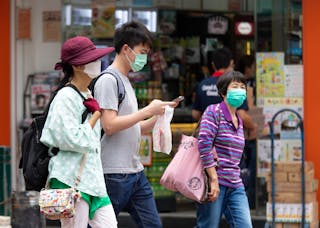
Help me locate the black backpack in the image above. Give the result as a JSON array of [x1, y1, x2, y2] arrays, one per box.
[[89, 68, 125, 107], [19, 84, 88, 191]]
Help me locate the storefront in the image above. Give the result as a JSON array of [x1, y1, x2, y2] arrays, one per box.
[[1, 0, 320, 225]]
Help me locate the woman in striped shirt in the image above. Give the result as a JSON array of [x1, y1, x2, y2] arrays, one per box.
[[195, 71, 253, 228]]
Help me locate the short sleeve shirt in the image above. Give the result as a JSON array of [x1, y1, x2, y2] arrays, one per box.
[[192, 73, 223, 113], [94, 66, 144, 174]]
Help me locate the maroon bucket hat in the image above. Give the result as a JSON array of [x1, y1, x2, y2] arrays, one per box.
[[55, 36, 114, 70]]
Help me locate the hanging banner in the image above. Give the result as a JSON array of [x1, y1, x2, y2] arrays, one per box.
[[91, 0, 115, 38], [284, 65, 303, 97], [43, 11, 61, 42], [17, 8, 31, 39], [256, 52, 285, 98]]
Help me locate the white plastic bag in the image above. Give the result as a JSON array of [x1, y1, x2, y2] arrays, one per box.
[[152, 105, 174, 154]]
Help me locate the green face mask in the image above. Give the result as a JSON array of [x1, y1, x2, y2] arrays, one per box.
[[126, 48, 147, 72], [226, 88, 246, 108]]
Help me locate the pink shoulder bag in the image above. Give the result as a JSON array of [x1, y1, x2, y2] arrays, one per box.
[[160, 104, 221, 203]]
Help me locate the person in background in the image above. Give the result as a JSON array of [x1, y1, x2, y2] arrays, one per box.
[[235, 55, 257, 141], [40, 36, 117, 228], [93, 21, 178, 228], [235, 54, 256, 99], [235, 54, 258, 209], [192, 47, 234, 121], [195, 71, 252, 228]]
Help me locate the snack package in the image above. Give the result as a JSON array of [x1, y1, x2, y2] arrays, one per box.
[[152, 105, 174, 154]]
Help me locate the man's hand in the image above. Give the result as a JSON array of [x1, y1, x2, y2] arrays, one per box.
[[146, 99, 176, 116]]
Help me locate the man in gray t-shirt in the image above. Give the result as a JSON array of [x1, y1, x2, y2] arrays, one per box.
[[94, 21, 176, 228], [95, 66, 143, 174]]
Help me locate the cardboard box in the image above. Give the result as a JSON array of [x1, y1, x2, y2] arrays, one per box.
[[267, 179, 318, 193], [288, 169, 315, 182], [274, 223, 317, 228], [268, 192, 318, 203], [266, 202, 317, 223], [266, 172, 288, 182], [266, 169, 315, 183], [274, 162, 314, 173], [282, 220, 319, 228]]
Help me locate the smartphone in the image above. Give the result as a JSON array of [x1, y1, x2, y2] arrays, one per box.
[[173, 96, 184, 102]]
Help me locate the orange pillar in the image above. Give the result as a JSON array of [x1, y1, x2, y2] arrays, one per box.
[[303, 0, 320, 217], [0, 0, 10, 146]]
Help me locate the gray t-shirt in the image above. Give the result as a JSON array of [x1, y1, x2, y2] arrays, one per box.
[[94, 66, 143, 174]]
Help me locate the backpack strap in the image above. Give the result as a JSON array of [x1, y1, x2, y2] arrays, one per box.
[[194, 103, 222, 166], [89, 68, 126, 108], [65, 83, 88, 123], [41, 83, 88, 124], [66, 83, 86, 100], [105, 68, 126, 107]]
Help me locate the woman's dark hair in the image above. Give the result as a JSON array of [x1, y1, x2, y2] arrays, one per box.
[[114, 21, 153, 53], [216, 71, 247, 97], [43, 63, 74, 114], [235, 55, 255, 74], [55, 62, 73, 91]]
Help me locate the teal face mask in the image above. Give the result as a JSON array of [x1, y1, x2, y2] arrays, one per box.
[[126, 48, 147, 72], [226, 88, 246, 108]]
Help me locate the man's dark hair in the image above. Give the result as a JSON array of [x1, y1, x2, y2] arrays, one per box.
[[209, 47, 233, 71], [235, 55, 255, 74], [114, 21, 153, 53], [216, 71, 247, 98]]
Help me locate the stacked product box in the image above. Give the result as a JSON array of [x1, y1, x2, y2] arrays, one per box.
[[266, 161, 319, 227]]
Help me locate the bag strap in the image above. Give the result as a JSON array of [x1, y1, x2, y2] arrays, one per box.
[[42, 83, 88, 123], [73, 153, 87, 188], [65, 84, 90, 188], [90, 68, 125, 108], [212, 104, 222, 162], [103, 68, 126, 107], [66, 83, 86, 100], [61, 84, 89, 188], [65, 83, 89, 123], [192, 103, 222, 135], [43, 85, 90, 189], [193, 103, 222, 161], [44, 153, 87, 189]]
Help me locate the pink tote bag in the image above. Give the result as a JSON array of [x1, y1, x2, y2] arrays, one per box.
[[160, 134, 209, 203]]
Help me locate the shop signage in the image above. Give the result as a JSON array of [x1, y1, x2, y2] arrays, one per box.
[[235, 22, 254, 36], [207, 16, 228, 35]]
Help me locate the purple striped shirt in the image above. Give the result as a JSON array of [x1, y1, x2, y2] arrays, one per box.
[[198, 101, 245, 188]]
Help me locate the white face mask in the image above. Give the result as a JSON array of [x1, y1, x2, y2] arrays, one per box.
[[83, 60, 101, 79]]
